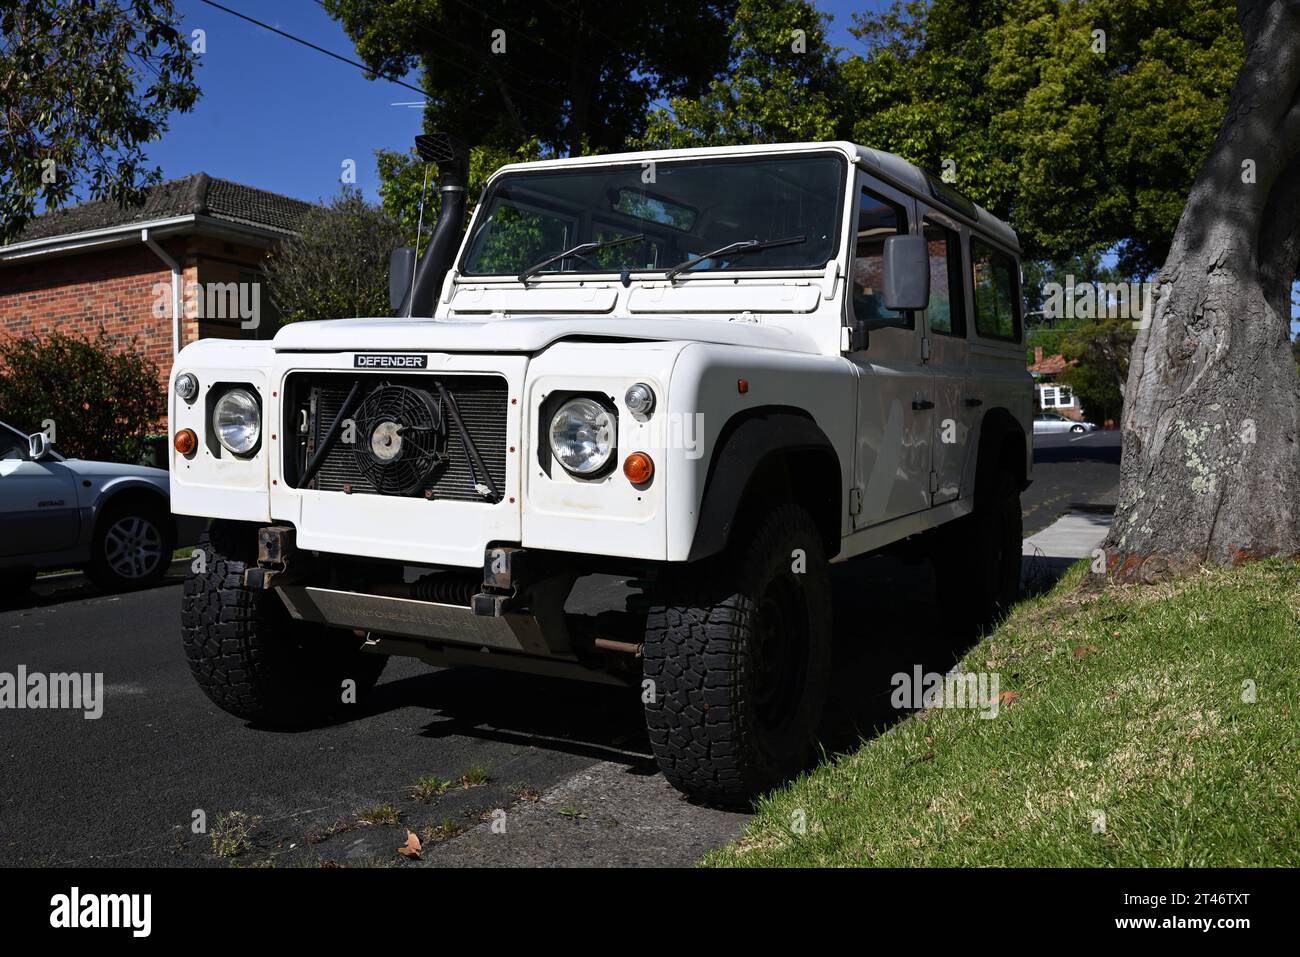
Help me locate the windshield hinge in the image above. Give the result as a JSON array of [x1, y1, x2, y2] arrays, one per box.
[[821, 260, 840, 300], [441, 269, 460, 303]]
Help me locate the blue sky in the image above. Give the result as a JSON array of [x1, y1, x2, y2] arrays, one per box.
[[147, 0, 888, 203]]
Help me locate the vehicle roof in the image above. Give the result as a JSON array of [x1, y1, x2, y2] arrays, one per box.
[[490, 140, 1021, 255]]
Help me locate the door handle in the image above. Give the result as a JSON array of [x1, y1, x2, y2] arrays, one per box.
[[963, 397, 983, 407], [912, 399, 935, 411]]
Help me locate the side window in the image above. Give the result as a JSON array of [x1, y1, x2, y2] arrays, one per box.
[[971, 238, 1020, 341], [923, 221, 965, 337], [852, 187, 910, 331]]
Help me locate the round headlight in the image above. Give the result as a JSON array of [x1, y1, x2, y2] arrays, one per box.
[[624, 382, 655, 419], [549, 398, 615, 475], [213, 388, 261, 455], [174, 372, 199, 401]]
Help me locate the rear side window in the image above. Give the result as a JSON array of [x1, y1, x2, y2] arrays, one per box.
[[852, 187, 911, 331], [971, 238, 1020, 341], [924, 221, 965, 337]]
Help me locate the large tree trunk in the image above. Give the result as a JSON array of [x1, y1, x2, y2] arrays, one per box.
[[1106, 0, 1300, 582]]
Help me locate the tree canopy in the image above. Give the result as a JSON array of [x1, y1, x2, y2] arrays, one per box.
[[263, 188, 406, 325], [322, 0, 737, 157], [0, 0, 199, 243]]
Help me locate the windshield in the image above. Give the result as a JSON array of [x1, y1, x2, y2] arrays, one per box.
[[461, 152, 847, 279]]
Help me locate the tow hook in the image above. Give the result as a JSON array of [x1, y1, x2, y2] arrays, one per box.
[[472, 545, 530, 617], [243, 525, 297, 589]]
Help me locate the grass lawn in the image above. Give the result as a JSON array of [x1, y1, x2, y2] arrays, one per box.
[[707, 559, 1299, 867]]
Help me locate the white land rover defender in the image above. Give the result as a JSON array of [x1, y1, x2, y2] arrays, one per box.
[[170, 135, 1031, 807]]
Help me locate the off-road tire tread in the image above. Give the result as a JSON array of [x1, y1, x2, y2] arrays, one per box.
[[181, 522, 385, 725], [643, 503, 830, 809]]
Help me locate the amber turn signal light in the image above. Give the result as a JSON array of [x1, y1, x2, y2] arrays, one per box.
[[623, 451, 654, 484], [174, 428, 197, 455]]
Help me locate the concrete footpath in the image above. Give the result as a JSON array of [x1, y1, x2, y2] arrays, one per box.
[[1022, 508, 1113, 583]]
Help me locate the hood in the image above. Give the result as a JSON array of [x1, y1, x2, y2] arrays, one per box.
[[60, 459, 169, 482], [272, 314, 821, 355]]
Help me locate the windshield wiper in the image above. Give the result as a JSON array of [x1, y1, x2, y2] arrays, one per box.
[[517, 233, 644, 283], [665, 234, 806, 283]]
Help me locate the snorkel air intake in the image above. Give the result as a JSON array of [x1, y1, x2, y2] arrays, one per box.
[[402, 132, 470, 317]]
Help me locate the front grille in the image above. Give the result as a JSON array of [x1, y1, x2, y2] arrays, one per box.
[[284, 372, 508, 502]]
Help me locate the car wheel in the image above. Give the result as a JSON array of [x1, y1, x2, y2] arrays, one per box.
[[182, 521, 387, 727], [642, 503, 831, 809], [86, 499, 175, 590], [933, 467, 1022, 636], [1070, 424, 1086, 434]]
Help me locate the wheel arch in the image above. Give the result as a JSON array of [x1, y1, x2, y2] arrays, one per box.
[[90, 481, 175, 551], [974, 406, 1028, 500], [687, 406, 842, 562]]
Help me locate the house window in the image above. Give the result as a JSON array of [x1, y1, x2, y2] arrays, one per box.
[[852, 187, 911, 331], [1040, 386, 1075, 409]]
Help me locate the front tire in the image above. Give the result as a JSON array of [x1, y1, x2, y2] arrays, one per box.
[[643, 503, 831, 808], [181, 522, 386, 726]]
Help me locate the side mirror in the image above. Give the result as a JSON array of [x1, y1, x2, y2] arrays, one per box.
[[882, 234, 930, 312], [389, 245, 416, 313], [28, 432, 50, 461]]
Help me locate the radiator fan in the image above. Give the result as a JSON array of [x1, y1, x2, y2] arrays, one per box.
[[352, 383, 446, 495]]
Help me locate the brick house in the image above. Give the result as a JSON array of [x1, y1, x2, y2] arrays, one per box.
[[0, 174, 312, 388], [1028, 346, 1085, 422]]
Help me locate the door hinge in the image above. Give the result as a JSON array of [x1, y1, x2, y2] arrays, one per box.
[[929, 470, 939, 495], [849, 487, 863, 516], [921, 337, 931, 361]]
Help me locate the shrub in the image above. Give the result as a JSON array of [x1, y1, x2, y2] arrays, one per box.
[[262, 186, 406, 325], [0, 329, 164, 463]]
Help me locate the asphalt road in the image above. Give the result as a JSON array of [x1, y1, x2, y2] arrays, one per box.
[[1023, 428, 1121, 534], [0, 430, 1119, 868]]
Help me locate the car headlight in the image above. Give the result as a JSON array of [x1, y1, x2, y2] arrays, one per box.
[[549, 397, 615, 475], [213, 388, 261, 455]]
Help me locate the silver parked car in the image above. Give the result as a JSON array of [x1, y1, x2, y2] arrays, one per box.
[[1033, 411, 1095, 435], [0, 420, 191, 594]]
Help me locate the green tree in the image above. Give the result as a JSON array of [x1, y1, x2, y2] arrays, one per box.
[[1058, 315, 1134, 425], [262, 188, 406, 325], [0, 330, 164, 463], [0, 0, 199, 242], [322, 0, 736, 156], [635, 0, 840, 149], [842, 0, 1241, 275]]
